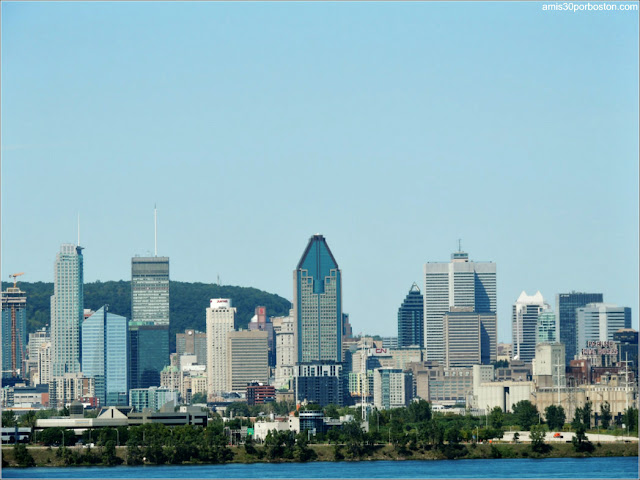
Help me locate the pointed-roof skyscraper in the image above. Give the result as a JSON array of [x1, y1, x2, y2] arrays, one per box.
[[293, 234, 342, 363]]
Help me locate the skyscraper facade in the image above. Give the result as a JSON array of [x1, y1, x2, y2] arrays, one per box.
[[81, 306, 128, 406], [128, 322, 169, 390], [226, 330, 269, 392], [576, 303, 632, 351], [2, 284, 27, 379], [176, 329, 207, 365], [443, 307, 497, 367], [556, 292, 603, 365], [131, 256, 170, 326], [51, 244, 84, 377], [206, 298, 236, 396], [293, 234, 342, 363], [397, 283, 424, 348], [423, 249, 496, 362], [512, 291, 548, 363], [537, 311, 557, 344]]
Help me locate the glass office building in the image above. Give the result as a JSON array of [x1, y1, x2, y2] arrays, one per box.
[[131, 256, 170, 326], [81, 306, 128, 406], [294, 234, 342, 363], [397, 283, 424, 348], [128, 321, 169, 389], [556, 292, 603, 365], [537, 311, 557, 344]]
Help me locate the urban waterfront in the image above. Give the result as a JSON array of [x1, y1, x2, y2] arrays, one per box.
[[3, 457, 639, 479]]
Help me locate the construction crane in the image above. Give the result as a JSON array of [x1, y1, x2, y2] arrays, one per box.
[[9, 272, 24, 288]]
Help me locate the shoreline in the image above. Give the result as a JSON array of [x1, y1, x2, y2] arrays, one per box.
[[3, 441, 638, 468]]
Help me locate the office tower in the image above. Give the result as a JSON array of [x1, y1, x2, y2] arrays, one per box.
[[2, 282, 27, 379], [512, 291, 548, 363], [81, 306, 128, 406], [537, 311, 557, 344], [576, 303, 632, 351], [273, 311, 295, 390], [556, 292, 603, 365], [382, 337, 398, 350], [176, 329, 207, 365], [373, 368, 413, 410], [293, 234, 342, 363], [443, 307, 497, 367], [37, 342, 52, 386], [294, 362, 346, 407], [131, 256, 170, 326], [51, 244, 84, 377], [227, 330, 269, 392], [206, 299, 236, 396], [397, 283, 424, 348], [423, 248, 496, 362], [128, 322, 169, 389], [248, 306, 275, 366], [129, 386, 179, 412]]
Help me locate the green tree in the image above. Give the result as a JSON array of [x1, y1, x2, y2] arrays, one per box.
[[445, 426, 461, 444], [571, 407, 584, 430], [599, 402, 612, 430], [407, 399, 432, 423], [622, 407, 638, 433], [191, 392, 207, 404], [530, 424, 550, 453], [572, 424, 594, 452], [544, 405, 566, 431], [512, 400, 539, 431], [13, 443, 35, 467], [102, 440, 121, 466], [582, 401, 592, 428], [488, 406, 504, 429], [2, 410, 16, 428]]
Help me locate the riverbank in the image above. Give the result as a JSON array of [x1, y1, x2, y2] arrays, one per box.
[[2, 441, 637, 468]]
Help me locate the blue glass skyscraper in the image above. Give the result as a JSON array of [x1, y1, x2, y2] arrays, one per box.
[[294, 234, 342, 363], [397, 283, 424, 348], [81, 306, 128, 406]]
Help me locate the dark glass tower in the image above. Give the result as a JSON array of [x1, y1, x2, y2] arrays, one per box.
[[397, 283, 424, 348], [294, 234, 342, 363], [128, 322, 169, 389], [556, 292, 603, 365], [1, 284, 27, 379]]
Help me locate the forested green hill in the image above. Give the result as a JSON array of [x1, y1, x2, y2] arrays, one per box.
[[1, 281, 292, 353]]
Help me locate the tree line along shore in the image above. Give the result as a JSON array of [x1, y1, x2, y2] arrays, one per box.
[[3, 400, 638, 468]]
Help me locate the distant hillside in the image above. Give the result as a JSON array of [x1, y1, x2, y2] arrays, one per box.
[[1, 280, 292, 353]]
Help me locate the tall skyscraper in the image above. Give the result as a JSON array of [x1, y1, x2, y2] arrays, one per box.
[[51, 244, 84, 377], [128, 322, 169, 390], [2, 281, 27, 379], [576, 303, 632, 351], [131, 256, 170, 326], [248, 306, 275, 366], [397, 283, 424, 348], [556, 292, 603, 365], [512, 291, 548, 363], [423, 249, 496, 362], [81, 306, 128, 406], [293, 234, 342, 363], [443, 307, 497, 367], [206, 298, 236, 396]]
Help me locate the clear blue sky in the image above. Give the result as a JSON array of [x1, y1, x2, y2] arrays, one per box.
[[2, 2, 638, 342]]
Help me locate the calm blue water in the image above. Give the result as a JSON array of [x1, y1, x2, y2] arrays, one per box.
[[3, 457, 638, 479]]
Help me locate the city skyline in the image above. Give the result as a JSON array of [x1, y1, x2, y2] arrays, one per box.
[[2, 2, 638, 343]]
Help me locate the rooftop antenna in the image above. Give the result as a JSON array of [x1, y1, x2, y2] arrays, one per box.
[[154, 204, 158, 257], [458, 238, 462, 252], [77, 214, 81, 246]]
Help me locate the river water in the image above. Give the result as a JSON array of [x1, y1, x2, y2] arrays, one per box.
[[3, 457, 638, 478]]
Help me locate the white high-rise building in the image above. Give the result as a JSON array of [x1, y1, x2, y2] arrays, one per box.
[[273, 311, 295, 390], [512, 291, 549, 363], [206, 299, 236, 396], [51, 244, 84, 377], [576, 303, 632, 351], [423, 249, 496, 362]]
